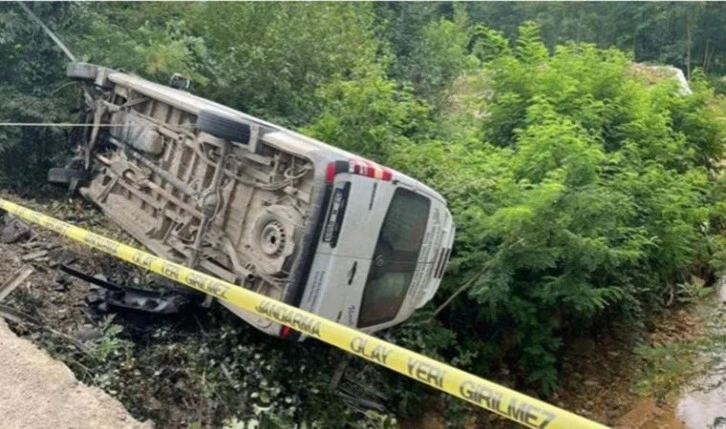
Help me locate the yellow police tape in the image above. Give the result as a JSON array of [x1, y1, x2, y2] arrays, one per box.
[[0, 198, 609, 429]]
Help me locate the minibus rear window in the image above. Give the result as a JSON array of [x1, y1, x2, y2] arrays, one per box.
[[358, 188, 430, 328]]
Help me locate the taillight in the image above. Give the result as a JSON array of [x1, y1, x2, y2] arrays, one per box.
[[280, 325, 292, 338], [326, 162, 338, 183]]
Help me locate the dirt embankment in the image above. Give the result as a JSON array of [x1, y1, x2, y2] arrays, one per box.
[[0, 318, 151, 429], [0, 198, 153, 429]]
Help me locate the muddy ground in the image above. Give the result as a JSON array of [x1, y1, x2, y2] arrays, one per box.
[[0, 193, 721, 428]]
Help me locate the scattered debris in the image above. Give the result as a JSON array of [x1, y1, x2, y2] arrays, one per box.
[[220, 363, 237, 389], [0, 196, 398, 428], [59, 264, 121, 291], [0, 303, 37, 325], [21, 250, 49, 262], [51, 272, 71, 292], [0, 303, 91, 355], [0, 216, 31, 244], [75, 325, 102, 342], [48, 248, 78, 267], [0, 267, 34, 303], [87, 285, 189, 314], [56, 264, 191, 314]]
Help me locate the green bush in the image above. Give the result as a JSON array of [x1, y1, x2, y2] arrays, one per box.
[[390, 23, 726, 394], [303, 62, 431, 163]]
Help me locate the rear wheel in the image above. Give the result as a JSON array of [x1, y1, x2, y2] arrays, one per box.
[[196, 109, 251, 144]]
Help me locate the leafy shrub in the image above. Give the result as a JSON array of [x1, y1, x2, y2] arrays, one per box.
[[303, 62, 431, 163], [390, 22, 726, 394]]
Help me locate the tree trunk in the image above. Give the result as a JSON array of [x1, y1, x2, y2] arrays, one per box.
[[703, 39, 711, 73], [686, 11, 692, 79]]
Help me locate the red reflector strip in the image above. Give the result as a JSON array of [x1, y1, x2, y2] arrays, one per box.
[[434, 247, 451, 279], [432, 248, 443, 278], [348, 159, 393, 182], [281, 325, 292, 338], [362, 160, 374, 177]]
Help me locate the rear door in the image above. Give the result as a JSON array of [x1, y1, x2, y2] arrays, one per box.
[[355, 186, 432, 328], [355, 187, 453, 331], [299, 172, 393, 325], [300, 172, 445, 332]]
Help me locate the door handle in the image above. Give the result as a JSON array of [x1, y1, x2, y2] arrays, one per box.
[[347, 261, 358, 285]]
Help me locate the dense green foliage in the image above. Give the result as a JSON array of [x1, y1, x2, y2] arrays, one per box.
[[391, 26, 726, 393], [3, 2, 726, 426], [0, 3, 79, 188], [465, 2, 726, 79], [75, 2, 380, 126]]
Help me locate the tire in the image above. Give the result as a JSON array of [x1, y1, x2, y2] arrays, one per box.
[[48, 167, 92, 184], [197, 109, 251, 144], [66, 62, 98, 81]]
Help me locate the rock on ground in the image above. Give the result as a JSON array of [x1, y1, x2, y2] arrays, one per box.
[[0, 319, 153, 429]]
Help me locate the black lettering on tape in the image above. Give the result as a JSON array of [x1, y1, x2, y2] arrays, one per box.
[[349, 336, 393, 365], [507, 399, 526, 425], [131, 252, 155, 269], [187, 272, 207, 290], [407, 358, 446, 388], [459, 380, 502, 410], [525, 405, 540, 427], [161, 263, 181, 280], [207, 280, 230, 299], [539, 410, 556, 429], [459, 381, 557, 429], [508, 399, 537, 428], [507, 398, 553, 429], [254, 300, 321, 338], [185, 272, 229, 298], [83, 234, 120, 255], [0, 199, 602, 429]]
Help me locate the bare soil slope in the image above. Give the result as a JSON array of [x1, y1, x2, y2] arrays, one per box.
[[0, 318, 152, 429]]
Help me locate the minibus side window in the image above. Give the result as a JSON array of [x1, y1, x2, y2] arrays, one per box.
[[358, 188, 430, 328]]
